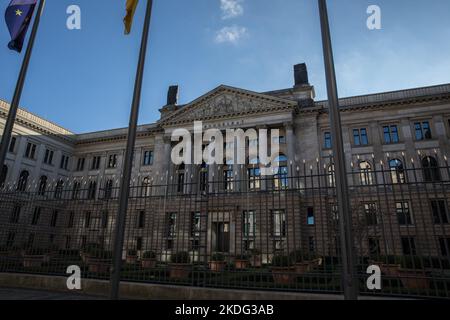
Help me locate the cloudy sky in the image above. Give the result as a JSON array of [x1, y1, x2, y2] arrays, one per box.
[[1, 0, 449, 133]]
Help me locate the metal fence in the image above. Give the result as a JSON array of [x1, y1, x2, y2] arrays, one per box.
[[1, 154, 450, 299]]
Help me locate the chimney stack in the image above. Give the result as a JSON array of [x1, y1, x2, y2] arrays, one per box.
[[294, 63, 309, 87], [167, 85, 179, 106]]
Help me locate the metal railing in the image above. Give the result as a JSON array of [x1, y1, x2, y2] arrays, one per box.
[[1, 155, 450, 299]]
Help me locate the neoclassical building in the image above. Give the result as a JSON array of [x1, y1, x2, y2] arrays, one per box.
[[1, 63, 450, 262]]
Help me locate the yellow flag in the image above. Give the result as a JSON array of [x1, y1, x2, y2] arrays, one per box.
[[124, 0, 139, 34]]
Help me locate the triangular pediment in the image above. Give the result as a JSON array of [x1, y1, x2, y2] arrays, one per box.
[[160, 85, 297, 126]]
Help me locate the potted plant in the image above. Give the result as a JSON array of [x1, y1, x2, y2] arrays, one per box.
[[23, 248, 47, 268], [369, 255, 402, 277], [271, 254, 296, 285], [209, 252, 227, 272], [141, 251, 157, 269], [126, 249, 138, 264], [249, 249, 262, 268], [234, 254, 250, 270], [398, 256, 431, 290], [289, 250, 322, 274], [80, 243, 102, 263], [84, 246, 112, 274], [169, 252, 191, 279]]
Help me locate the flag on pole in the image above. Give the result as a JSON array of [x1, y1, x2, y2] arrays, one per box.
[[124, 0, 139, 35], [4, 0, 37, 52]]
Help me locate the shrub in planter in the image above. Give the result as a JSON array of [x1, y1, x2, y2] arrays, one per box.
[[0, 246, 20, 257], [249, 249, 262, 268], [126, 249, 138, 264], [234, 254, 250, 270], [271, 255, 296, 285], [370, 255, 403, 277], [398, 256, 430, 290], [141, 251, 157, 269], [169, 252, 191, 279], [80, 243, 103, 263], [209, 252, 227, 272], [85, 248, 112, 274], [289, 250, 322, 274], [23, 248, 47, 268]]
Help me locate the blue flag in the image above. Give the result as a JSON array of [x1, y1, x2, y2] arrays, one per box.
[[5, 0, 37, 52]]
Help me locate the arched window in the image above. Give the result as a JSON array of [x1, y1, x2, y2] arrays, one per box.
[[38, 176, 47, 196], [359, 161, 374, 186], [389, 159, 405, 184], [0, 165, 7, 187], [87, 181, 97, 200], [104, 179, 114, 199], [199, 162, 208, 192], [54, 180, 64, 199], [422, 156, 441, 182], [273, 155, 288, 189], [17, 170, 29, 192], [176, 163, 185, 193], [141, 177, 151, 197], [223, 159, 234, 191], [328, 165, 335, 187], [72, 181, 81, 200], [247, 157, 261, 190]]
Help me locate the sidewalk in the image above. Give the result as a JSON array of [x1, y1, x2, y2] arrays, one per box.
[[0, 287, 104, 300]]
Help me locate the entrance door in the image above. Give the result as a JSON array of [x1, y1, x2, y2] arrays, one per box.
[[213, 222, 230, 253]]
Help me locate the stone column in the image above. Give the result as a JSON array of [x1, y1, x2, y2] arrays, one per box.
[[284, 121, 296, 188]]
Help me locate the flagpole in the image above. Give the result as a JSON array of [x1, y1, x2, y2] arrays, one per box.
[[0, 0, 45, 170], [110, 0, 153, 300], [317, 0, 358, 300]]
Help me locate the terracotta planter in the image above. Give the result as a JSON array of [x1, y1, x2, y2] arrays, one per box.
[[250, 256, 262, 268], [169, 264, 191, 279], [209, 261, 227, 272], [23, 255, 45, 268], [141, 258, 157, 269], [271, 267, 296, 285], [86, 258, 111, 274], [379, 264, 401, 277], [294, 262, 309, 274], [235, 259, 249, 270], [399, 269, 431, 290], [126, 255, 138, 264]]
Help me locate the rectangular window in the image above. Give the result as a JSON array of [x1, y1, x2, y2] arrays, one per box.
[[44, 149, 54, 165], [324, 132, 332, 149], [137, 210, 145, 229], [31, 207, 41, 225], [6, 232, 15, 247], [91, 156, 101, 170], [24, 142, 37, 159], [166, 212, 177, 238], [191, 212, 201, 238], [309, 236, 315, 254], [142, 150, 154, 166], [353, 128, 369, 146], [76, 158, 85, 171], [223, 168, 234, 191], [50, 210, 58, 227], [401, 237, 417, 255], [136, 237, 143, 251], [272, 210, 286, 237], [68, 211, 75, 228], [107, 154, 118, 168], [364, 203, 378, 226], [439, 238, 450, 256], [65, 236, 71, 249], [383, 125, 399, 144], [243, 211, 256, 238], [368, 238, 381, 257], [307, 207, 315, 225], [84, 211, 91, 228], [10, 204, 21, 224], [102, 211, 109, 229], [396, 202, 413, 225], [8, 137, 16, 153], [248, 168, 261, 190], [431, 200, 449, 224], [60, 155, 69, 170], [415, 121, 432, 140]]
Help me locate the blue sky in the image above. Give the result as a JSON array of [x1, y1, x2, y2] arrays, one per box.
[[1, 0, 449, 133]]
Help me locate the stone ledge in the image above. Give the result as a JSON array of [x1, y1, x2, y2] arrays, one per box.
[[0, 272, 346, 300]]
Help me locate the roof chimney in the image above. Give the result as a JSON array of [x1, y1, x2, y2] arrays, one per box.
[[294, 63, 309, 87], [167, 85, 179, 106]]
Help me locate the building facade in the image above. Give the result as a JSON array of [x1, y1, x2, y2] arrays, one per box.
[[1, 63, 450, 263]]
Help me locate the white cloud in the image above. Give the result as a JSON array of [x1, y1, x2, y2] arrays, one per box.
[[215, 26, 248, 44], [220, 0, 244, 19]]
